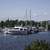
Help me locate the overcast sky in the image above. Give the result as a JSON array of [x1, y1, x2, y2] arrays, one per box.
[[0, 0, 50, 21]]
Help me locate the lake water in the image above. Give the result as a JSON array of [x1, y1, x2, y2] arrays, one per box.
[[0, 32, 50, 50]]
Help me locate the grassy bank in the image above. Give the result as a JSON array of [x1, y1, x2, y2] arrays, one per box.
[[24, 40, 50, 50]]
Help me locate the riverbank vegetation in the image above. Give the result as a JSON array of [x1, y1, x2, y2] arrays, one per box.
[[24, 40, 50, 50]]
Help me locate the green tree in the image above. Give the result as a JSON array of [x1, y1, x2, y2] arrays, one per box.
[[0, 21, 4, 28]]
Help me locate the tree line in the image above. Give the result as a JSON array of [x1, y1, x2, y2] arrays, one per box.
[[0, 19, 50, 30]]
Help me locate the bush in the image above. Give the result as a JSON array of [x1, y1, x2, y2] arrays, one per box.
[[24, 40, 50, 50]]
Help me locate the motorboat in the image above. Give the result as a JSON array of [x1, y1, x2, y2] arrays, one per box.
[[3, 27, 30, 35], [8, 27, 28, 35], [3, 26, 39, 35]]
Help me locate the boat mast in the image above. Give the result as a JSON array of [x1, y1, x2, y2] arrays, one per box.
[[29, 9, 32, 27], [30, 9, 31, 21], [45, 21, 48, 31], [25, 9, 27, 26], [41, 21, 42, 27]]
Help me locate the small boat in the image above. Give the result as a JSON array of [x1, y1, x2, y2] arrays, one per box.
[[9, 27, 28, 35], [3, 26, 32, 35]]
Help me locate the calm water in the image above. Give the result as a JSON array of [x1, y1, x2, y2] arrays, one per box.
[[0, 32, 50, 50]]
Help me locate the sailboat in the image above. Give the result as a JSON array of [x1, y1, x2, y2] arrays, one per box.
[[28, 9, 39, 33], [3, 9, 39, 35]]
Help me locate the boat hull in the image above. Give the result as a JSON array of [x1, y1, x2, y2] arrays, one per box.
[[6, 31, 32, 35]]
